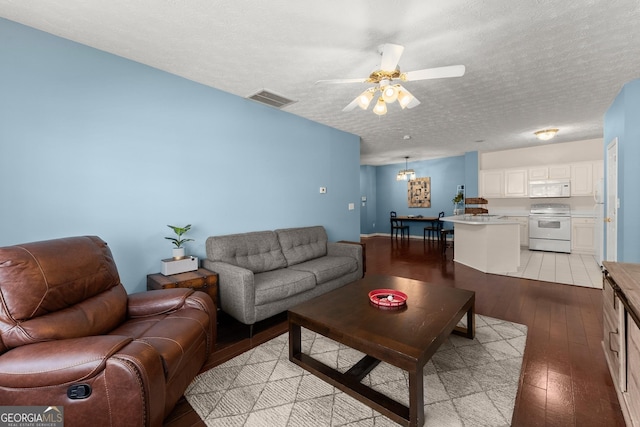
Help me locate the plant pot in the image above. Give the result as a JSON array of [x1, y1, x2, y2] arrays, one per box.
[[172, 248, 185, 259]]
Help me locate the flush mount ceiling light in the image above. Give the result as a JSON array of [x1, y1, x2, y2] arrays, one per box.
[[316, 43, 465, 116], [534, 128, 559, 141], [396, 156, 416, 181]]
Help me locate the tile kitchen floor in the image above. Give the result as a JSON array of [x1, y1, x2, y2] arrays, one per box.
[[506, 250, 602, 288]]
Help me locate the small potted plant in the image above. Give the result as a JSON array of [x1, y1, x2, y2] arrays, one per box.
[[452, 192, 464, 215], [165, 224, 194, 259]]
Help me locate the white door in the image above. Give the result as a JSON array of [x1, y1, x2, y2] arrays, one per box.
[[606, 138, 618, 261]]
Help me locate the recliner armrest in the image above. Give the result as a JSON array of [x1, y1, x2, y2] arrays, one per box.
[[127, 288, 194, 318], [0, 335, 133, 388]]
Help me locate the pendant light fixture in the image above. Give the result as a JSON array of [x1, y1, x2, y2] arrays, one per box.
[[396, 156, 416, 181]]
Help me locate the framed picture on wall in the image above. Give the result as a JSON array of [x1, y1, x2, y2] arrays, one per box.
[[408, 177, 431, 208]]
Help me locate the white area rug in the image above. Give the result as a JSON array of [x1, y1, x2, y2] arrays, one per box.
[[185, 315, 527, 427]]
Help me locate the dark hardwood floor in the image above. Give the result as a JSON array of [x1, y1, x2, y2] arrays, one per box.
[[164, 236, 625, 427]]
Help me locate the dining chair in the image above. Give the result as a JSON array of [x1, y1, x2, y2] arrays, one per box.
[[423, 211, 445, 241], [390, 211, 410, 240], [440, 226, 455, 255]]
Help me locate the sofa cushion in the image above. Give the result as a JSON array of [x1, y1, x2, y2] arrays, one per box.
[[287, 256, 358, 284], [206, 231, 287, 273], [275, 226, 328, 266], [254, 269, 316, 306]]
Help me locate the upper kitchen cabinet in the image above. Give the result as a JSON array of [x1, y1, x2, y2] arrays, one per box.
[[571, 161, 601, 196], [479, 168, 527, 198], [528, 164, 572, 180], [504, 168, 528, 197], [480, 169, 504, 198], [549, 164, 572, 179], [571, 162, 593, 196]]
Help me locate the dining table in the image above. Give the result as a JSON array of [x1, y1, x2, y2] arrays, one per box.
[[390, 216, 440, 239]]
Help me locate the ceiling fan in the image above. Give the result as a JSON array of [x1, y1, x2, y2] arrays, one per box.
[[316, 43, 465, 115]]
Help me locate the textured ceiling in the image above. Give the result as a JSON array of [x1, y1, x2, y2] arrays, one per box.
[[1, 0, 639, 165]]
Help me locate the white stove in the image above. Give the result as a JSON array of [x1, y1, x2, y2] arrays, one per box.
[[529, 203, 571, 253]]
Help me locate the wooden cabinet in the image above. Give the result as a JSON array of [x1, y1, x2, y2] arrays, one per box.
[[628, 317, 640, 424], [503, 168, 528, 197], [147, 268, 218, 307], [602, 262, 640, 426], [571, 217, 595, 254], [479, 170, 503, 198], [603, 274, 623, 389]]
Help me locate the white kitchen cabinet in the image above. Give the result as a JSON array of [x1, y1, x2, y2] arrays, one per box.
[[504, 216, 529, 247], [571, 217, 595, 254], [571, 162, 594, 196], [503, 168, 528, 197], [528, 167, 548, 180], [479, 170, 504, 198], [593, 160, 604, 191], [548, 164, 572, 179], [528, 164, 572, 180]]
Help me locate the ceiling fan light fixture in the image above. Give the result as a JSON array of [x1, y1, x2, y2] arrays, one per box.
[[373, 97, 387, 115], [534, 128, 559, 141], [357, 89, 374, 110], [397, 89, 413, 109], [381, 84, 399, 103]]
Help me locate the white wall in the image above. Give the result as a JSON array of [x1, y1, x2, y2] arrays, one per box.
[[480, 139, 602, 170]]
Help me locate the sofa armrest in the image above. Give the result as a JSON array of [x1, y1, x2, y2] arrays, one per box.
[[328, 242, 363, 276], [127, 288, 194, 318], [202, 260, 256, 325]]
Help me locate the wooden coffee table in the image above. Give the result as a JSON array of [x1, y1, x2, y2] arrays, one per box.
[[288, 275, 475, 427]]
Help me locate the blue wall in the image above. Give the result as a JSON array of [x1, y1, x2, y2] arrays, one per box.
[[604, 79, 640, 262], [0, 18, 361, 293], [364, 155, 467, 236]]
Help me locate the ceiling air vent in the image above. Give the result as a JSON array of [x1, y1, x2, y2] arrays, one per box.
[[247, 90, 296, 109]]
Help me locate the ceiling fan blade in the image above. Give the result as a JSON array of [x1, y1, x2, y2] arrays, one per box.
[[403, 65, 466, 81], [315, 78, 367, 84], [342, 96, 360, 112], [380, 43, 404, 71]]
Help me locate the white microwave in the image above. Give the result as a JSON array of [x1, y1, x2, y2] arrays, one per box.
[[529, 180, 571, 198]]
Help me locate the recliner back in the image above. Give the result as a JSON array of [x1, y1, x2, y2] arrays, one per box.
[[0, 236, 127, 352]]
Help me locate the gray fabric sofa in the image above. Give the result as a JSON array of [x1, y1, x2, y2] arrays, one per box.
[[203, 226, 362, 331]]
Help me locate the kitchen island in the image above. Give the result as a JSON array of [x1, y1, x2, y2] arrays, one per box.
[[441, 215, 521, 274]]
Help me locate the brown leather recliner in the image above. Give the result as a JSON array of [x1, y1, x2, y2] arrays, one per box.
[[0, 236, 216, 426]]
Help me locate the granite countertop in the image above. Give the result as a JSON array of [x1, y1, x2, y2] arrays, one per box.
[[440, 215, 521, 225]]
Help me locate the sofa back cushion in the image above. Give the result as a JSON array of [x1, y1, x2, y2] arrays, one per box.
[[206, 231, 287, 273], [0, 236, 128, 352], [276, 226, 328, 266]]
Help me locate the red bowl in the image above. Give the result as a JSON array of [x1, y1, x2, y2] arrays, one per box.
[[369, 289, 407, 307]]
